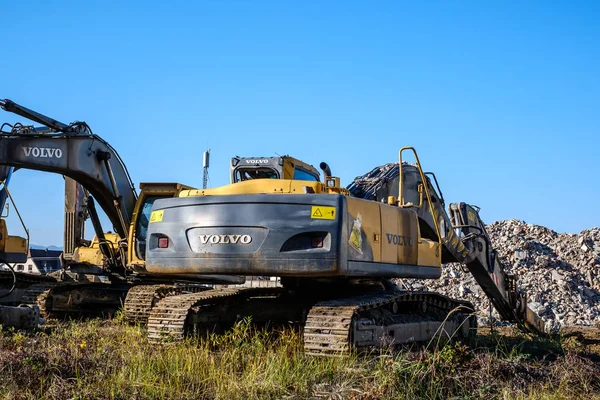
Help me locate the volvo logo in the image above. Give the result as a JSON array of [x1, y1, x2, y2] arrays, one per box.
[[385, 233, 414, 247], [22, 146, 63, 158], [244, 159, 269, 164], [199, 234, 252, 245]]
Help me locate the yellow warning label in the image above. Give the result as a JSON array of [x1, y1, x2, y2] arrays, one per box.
[[311, 206, 336, 220], [150, 210, 164, 223]]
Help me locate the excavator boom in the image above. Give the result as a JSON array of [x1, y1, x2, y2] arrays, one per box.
[[0, 98, 137, 240], [0, 99, 72, 133]]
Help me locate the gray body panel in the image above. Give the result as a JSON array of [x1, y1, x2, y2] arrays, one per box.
[[145, 194, 440, 279]]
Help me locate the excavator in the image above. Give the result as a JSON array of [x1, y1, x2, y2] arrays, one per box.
[[142, 150, 545, 354], [0, 98, 543, 356], [0, 166, 43, 329]]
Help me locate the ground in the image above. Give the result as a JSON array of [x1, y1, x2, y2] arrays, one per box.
[[0, 318, 599, 399], [560, 326, 600, 361]]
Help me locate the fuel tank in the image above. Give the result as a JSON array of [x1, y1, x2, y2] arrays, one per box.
[[144, 194, 441, 279]]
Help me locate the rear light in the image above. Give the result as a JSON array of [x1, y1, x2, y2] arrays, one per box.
[[311, 236, 323, 248], [280, 232, 329, 252], [158, 237, 169, 248]]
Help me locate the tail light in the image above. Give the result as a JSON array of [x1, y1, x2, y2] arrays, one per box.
[[311, 236, 324, 248]]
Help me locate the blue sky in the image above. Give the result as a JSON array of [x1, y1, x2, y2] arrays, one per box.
[[1, 1, 599, 245]]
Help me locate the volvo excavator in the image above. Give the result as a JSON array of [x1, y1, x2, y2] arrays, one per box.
[[141, 149, 544, 354], [1, 98, 543, 356]]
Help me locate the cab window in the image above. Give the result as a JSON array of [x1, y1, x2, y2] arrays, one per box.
[[293, 167, 318, 181], [234, 168, 279, 182], [135, 195, 165, 259]]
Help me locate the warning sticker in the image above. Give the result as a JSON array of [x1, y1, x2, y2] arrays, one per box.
[[150, 210, 164, 223], [311, 206, 336, 220]]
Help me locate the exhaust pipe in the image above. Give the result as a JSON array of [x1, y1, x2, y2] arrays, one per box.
[[319, 162, 332, 179]]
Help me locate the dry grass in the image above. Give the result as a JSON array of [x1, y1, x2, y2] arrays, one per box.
[[0, 317, 599, 399]]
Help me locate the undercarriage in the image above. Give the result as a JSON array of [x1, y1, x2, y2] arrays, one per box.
[[0, 270, 56, 305], [4, 271, 476, 356], [139, 278, 476, 356]]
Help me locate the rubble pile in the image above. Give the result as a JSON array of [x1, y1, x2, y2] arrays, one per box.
[[401, 220, 600, 329]]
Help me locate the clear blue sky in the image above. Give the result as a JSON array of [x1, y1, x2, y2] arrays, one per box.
[[1, 1, 599, 245]]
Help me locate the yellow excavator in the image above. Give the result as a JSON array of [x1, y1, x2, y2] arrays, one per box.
[[142, 149, 544, 354], [1, 98, 543, 355], [0, 168, 42, 329]]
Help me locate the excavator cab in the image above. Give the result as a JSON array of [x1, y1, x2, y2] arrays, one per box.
[[0, 219, 28, 264], [230, 156, 320, 183], [127, 182, 196, 268]]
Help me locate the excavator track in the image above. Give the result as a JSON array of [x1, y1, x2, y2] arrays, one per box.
[[147, 287, 289, 342], [0, 271, 57, 305], [20, 282, 130, 318], [123, 284, 212, 325], [304, 290, 475, 357], [19, 283, 60, 316]]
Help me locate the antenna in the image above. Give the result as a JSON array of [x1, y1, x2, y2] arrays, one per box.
[[203, 149, 210, 189]]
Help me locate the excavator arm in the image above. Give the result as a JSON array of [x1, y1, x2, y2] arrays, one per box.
[[63, 177, 88, 261]]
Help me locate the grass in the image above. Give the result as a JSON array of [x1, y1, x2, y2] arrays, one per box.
[[0, 316, 599, 400]]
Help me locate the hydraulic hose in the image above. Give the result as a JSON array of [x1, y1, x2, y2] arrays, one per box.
[[0, 263, 16, 299]]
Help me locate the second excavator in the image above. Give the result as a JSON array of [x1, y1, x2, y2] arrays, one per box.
[[0, 165, 44, 329]]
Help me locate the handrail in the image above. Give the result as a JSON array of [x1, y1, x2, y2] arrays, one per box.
[[398, 147, 442, 248]]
